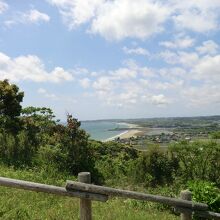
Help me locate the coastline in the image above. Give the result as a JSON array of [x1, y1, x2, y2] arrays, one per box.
[[119, 129, 141, 139], [104, 122, 142, 142], [104, 130, 129, 142]]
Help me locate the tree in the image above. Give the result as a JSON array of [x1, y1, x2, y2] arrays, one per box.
[[61, 114, 91, 174], [169, 141, 220, 185], [19, 106, 58, 154], [50, 114, 101, 182], [0, 79, 24, 133], [131, 145, 178, 186]]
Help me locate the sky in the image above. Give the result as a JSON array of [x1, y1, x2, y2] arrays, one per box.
[[0, 0, 220, 121]]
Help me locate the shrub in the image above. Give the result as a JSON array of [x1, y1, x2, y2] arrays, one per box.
[[169, 141, 220, 185], [188, 180, 220, 213], [130, 146, 178, 186], [0, 130, 37, 166]]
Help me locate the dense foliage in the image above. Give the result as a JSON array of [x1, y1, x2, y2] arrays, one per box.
[[130, 146, 178, 186], [0, 80, 100, 181], [0, 80, 219, 217], [169, 141, 220, 185], [188, 180, 220, 213], [0, 79, 24, 133]]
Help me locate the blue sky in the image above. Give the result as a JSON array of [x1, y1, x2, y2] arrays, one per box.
[[0, 0, 220, 120]]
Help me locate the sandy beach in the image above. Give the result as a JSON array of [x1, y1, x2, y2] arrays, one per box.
[[119, 129, 141, 139], [118, 122, 143, 139], [105, 123, 143, 141]]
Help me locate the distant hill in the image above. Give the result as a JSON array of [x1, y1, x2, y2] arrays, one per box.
[[116, 115, 220, 128]]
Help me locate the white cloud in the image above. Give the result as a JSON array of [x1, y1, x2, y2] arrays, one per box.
[[110, 67, 137, 79], [47, 0, 104, 28], [0, 0, 8, 14], [79, 45, 220, 109], [159, 46, 220, 84], [48, 0, 170, 40], [141, 94, 171, 106], [192, 55, 220, 82], [123, 46, 149, 56], [159, 50, 178, 64], [196, 40, 219, 55], [139, 79, 150, 87], [160, 51, 199, 67], [92, 67, 142, 106], [93, 76, 114, 91], [159, 67, 187, 79], [50, 67, 73, 82], [173, 10, 217, 33], [177, 52, 200, 67], [0, 52, 74, 83], [4, 20, 16, 28], [4, 9, 50, 27], [100, 60, 155, 81], [94, 83, 141, 107], [160, 35, 195, 49], [90, 0, 169, 40], [150, 94, 170, 106], [23, 9, 50, 24], [37, 88, 58, 100], [48, 0, 220, 41], [89, 46, 220, 108], [171, 0, 220, 33], [72, 67, 90, 76], [151, 80, 184, 90], [118, 92, 138, 105], [79, 78, 91, 88], [182, 85, 220, 106], [140, 67, 155, 78], [89, 60, 183, 108]]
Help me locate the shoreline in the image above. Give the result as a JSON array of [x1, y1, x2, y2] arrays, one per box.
[[104, 122, 142, 142], [119, 129, 141, 139], [104, 130, 129, 142]]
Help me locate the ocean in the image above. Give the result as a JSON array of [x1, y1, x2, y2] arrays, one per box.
[[81, 121, 129, 141]]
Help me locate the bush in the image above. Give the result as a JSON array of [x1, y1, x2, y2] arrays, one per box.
[[188, 180, 220, 213], [130, 146, 178, 186], [169, 141, 220, 185], [36, 144, 67, 172], [0, 130, 37, 166], [92, 141, 138, 185]]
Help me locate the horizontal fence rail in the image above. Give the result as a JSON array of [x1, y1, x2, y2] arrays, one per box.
[[0, 176, 108, 202], [0, 173, 219, 220], [66, 180, 208, 211]]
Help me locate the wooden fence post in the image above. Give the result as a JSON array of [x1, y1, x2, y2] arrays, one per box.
[[78, 172, 92, 220], [180, 190, 192, 220]]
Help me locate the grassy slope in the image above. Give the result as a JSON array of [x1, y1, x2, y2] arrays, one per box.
[[0, 166, 178, 220]]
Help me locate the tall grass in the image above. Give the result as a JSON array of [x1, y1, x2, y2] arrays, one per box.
[[0, 165, 178, 219]]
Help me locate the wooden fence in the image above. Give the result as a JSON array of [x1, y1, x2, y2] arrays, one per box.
[[0, 172, 219, 220]]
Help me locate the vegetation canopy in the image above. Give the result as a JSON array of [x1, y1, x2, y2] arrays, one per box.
[[0, 79, 24, 133], [0, 79, 219, 218]]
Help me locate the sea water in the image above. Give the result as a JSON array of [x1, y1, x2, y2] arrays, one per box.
[[81, 121, 129, 141]]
